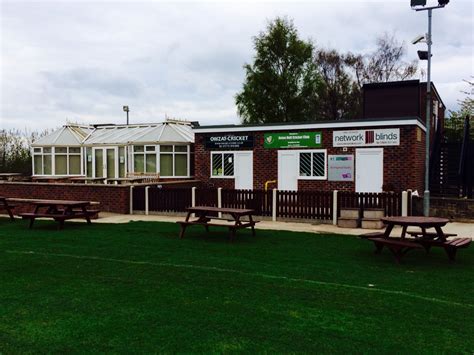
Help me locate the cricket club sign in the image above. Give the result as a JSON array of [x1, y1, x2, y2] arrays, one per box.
[[333, 128, 400, 147]]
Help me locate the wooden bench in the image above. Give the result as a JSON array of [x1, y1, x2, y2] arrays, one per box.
[[407, 231, 457, 238], [413, 237, 472, 261], [19, 211, 96, 229], [0, 203, 17, 221], [367, 237, 423, 264], [359, 232, 385, 239], [177, 219, 260, 241]]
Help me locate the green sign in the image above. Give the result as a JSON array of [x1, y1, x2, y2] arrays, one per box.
[[264, 132, 322, 149]]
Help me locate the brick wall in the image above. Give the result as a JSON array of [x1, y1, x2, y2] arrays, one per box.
[[195, 125, 425, 193], [430, 197, 474, 221], [0, 182, 130, 214]]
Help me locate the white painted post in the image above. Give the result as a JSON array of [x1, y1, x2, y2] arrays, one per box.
[[145, 186, 150, 215], [272, 188, 277, 222], [191, 186, 196, 218], [402, 191, 408, 217], [332, 190, 338, 225], [191, 186, 196, 207], [129, 185, 134, 214], [217, 187, 222, 218]]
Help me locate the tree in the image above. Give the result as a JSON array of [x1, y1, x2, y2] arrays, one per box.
[[314, 49, 362, 120], [445, 78, 473, 140], [346, 32, 419, 89], [0, 129, 31, 174], [235, 17, 322, 124]]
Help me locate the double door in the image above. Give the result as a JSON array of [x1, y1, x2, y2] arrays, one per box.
[[93, 147, 118, 179]]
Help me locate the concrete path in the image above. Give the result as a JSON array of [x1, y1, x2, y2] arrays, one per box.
[[2, 212, 471, 238], [93, 213, 473, 238]]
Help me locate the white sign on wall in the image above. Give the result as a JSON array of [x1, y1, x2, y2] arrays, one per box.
[[328, 155, 354, 181], [333, 128, 400, 147]]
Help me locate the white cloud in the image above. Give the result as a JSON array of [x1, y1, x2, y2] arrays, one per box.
[[1, 0, 472, 131]]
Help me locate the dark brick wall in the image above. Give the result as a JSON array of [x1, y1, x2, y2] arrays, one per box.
[[195, 125, 425, 193], [0, 182, 130, 214], [429, 197, 474, 221]]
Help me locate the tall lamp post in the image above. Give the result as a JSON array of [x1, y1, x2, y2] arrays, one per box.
[[123, 105, 130, 125], [410, 0, 449, 217]]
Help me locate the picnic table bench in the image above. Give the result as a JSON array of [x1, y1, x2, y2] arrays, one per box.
[[0, 197, 17, 221], [177, 206, 259, 241], [17, 199, 99, 229], [413, 237, 472, 262], [366, 237, 423, 264], [362, 216, 471, 263]]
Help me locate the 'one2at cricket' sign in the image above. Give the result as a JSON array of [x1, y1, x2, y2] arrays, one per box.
[[205, 134, 254, 149], [264, 132, 322, 149]]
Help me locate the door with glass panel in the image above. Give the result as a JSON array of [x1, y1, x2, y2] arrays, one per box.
[[93, 147, 118, 179]]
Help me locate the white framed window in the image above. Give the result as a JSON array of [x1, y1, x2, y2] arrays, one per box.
[[132, 144, 190, 177], [298, 149, 327, 180], [211, 152, 234, 178], [32, 146, 82, 176]]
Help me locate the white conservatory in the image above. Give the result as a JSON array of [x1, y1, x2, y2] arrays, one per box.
[[31, 121, 195, 179]]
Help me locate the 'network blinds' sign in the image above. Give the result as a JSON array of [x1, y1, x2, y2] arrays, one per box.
[[333, 128, 400, 147]]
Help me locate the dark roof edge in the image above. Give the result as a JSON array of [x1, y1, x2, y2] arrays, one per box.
[[193, 116, 425, 130]]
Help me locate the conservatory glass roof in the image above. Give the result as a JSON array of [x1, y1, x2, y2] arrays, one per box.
[[32, 122, 194, 146]]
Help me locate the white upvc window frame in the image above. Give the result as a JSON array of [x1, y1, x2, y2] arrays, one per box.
[[298, 149, 328, 180], [210, 151, 235, 179], [32, 146, 83, 176], [131, 144, 191, 178]]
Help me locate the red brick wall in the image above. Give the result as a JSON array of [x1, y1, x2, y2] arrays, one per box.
[[195, 125, 425, 193], [0, 182, 130, 214]]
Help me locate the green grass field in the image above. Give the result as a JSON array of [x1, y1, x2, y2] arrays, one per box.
[[0, 218, 473, 353]]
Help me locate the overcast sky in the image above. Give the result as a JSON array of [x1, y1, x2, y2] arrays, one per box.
[[0, 0, 472, 131]]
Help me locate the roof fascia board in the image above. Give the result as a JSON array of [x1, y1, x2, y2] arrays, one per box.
[[193, 119, 426, 133]]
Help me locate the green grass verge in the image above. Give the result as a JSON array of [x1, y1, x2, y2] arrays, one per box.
[[0, 218, 473, 353]]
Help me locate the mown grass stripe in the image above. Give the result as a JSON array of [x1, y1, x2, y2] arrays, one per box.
[[7, 249, 473, 309]]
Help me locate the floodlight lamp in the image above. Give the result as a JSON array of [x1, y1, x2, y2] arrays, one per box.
[[411, 0, 427, 7], [123, 105, 129, 112], [412, 34, 426, 44], [417, 50, 431, 60]]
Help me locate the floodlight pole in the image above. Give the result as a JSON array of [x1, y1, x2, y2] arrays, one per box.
[[424, 8, 432, 217], [414, 3, 445, 217]]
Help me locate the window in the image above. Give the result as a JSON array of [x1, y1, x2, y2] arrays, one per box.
[[299, 150, 327, 179], [32, 146, 82, 175], [32, 147, 52, 175], [133, 145, 189, 177], [211, 152, 234, 177], [160, 145, 189, 177]]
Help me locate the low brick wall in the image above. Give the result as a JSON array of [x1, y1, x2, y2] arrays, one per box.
[[430, 197, 474, 221], [0, 182, 130, 214]]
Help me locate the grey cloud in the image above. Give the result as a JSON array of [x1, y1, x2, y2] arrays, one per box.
[[42, 68, 142, 98]]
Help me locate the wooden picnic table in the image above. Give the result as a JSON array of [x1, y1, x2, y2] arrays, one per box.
[[68, 176, 107, 184], [17, 199, 99, 229], [105, 177, 146, 185], [381, 216, 450, 241], [0, 196, 16, 221], [0, 173, 23, 181], [362, 216, 471, 263], [177, 206, 259, 241]]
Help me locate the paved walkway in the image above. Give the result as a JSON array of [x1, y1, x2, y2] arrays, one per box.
[[93, 213, 473, 238], [2, 212, 471, 237]]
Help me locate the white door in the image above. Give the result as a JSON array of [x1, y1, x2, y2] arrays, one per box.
[[278, 151, 298, 191], [356, 148, 383, 192], [235, 152, 253, 190], [93, 147, 118, 179]]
